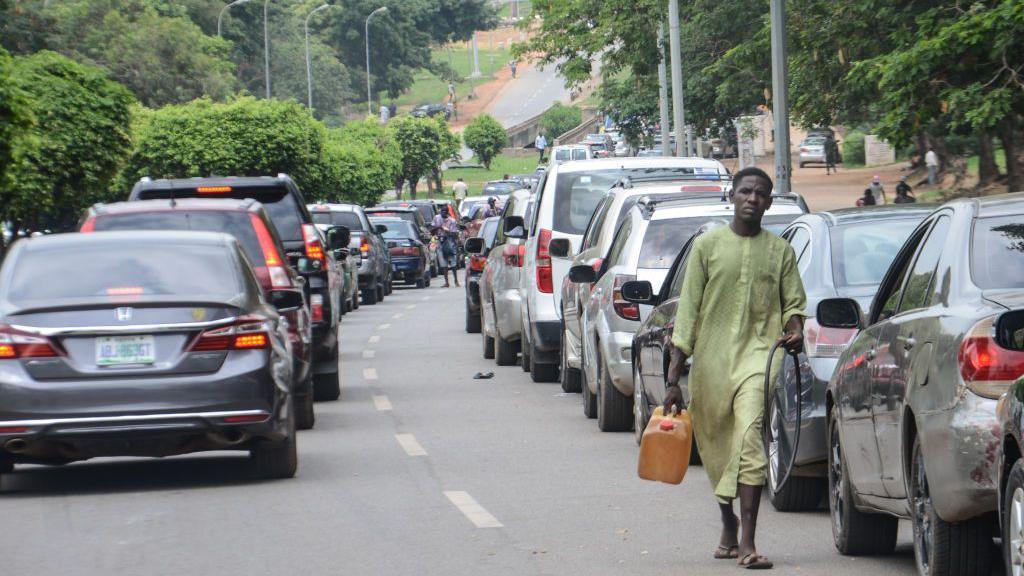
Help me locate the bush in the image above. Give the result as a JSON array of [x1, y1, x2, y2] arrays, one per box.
[[317, 120, 401, 206], [843, 130, 866, 165], [389, 115, 458, 198], [540, 103, 582, 140], [462, 114, 507, 170]]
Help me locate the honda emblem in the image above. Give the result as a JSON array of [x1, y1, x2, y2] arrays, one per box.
[[115, 307, 133, 322]]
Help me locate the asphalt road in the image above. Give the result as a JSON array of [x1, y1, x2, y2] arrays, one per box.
[[0, 282, 947, 575], [486, 61, 574, 128]]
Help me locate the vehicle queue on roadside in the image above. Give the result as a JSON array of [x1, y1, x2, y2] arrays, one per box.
[[463, 154, 1024, 576]]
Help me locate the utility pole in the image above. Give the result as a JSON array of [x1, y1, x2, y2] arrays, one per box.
[[668, 0, 686, 157], [365, 6, 388, 115], [658, 23, 671, 157], [304, 3, 331, 111], [264, 0, 272, 99], [471, 32, 481, 77], [217, 0, 252, 37], [770, 0, 792, 193]]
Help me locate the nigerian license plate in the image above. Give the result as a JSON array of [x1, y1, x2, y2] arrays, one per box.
[[95, 335, 156, 366]]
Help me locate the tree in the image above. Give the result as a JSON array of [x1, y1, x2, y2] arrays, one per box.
[[389, 115, 457, 199], [598, 76, 658, 150], [317, 120, 401, 206], [3, 51, 134, 234], [540, 103, 582, 141], [0, 47, 35, 197], [463, 114, 507, 169]]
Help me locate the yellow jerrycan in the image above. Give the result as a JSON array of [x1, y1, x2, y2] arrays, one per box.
[[637, 407, 693, 485]]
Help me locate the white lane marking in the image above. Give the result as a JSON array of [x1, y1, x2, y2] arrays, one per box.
[[444, 491, 503, 528], [395, 433, 427, 456], [421, 296, 431, 301], [392, 313, 404, 319], [372, 395, 392, 411], [368, 335, 381, 344], [362, 350, 375, 359], [377, 323, 391, 331], [405, 304, 416, 310], [363, 368, 378, 380]]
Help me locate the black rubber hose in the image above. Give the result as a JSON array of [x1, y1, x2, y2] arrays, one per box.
[[763, 340, 803, 493]]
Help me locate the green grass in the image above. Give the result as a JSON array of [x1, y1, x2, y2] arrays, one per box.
[[443, 154, 540, 194], [966, 148, 1007, 177], [389, 44, 514, 108]]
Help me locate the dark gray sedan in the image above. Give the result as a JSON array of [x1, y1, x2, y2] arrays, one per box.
[[0, 231, 298, 479], [768, 205, 932, 512]]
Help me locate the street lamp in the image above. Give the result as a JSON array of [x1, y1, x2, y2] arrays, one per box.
[[365, 6, 388, 116], [264, 0, 273, 99], [217, 0, 252, 37], [305, 3, 332, 111]]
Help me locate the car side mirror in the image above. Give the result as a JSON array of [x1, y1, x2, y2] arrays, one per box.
[[270, 289, 304, 312], [620, 280, 657, 305], [464, 237, 486, 255], [568, 264, 597, 284], [816, 298, 862, 329], [504, 215, 525, 239], [328, 225, 350, 251], [295, 257, 319, 275], [375, 224, 388, 234], [548, 237, 572, 258], [995, 310, 1024, 352]]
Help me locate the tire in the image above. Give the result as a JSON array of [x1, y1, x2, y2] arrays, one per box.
[[482, 330, 495, 360], [1003, 460, 1024, 576], [582, 359, 597, 419], [352, 289, 359, 310], [425, 270, 431, 287], [465, 305, 481, 333], [0, 453, 14, 474], [596, 351, 632, 432], [295, 374, 315, 430], [910, 435, 993, 576], [560, 325, 582, 393], [250, 400, 297, 479], [362, 284, 378, 305], [767, 395, 825, 511], [529, 343, 559, 382], [799, 162, 805, 168], [385, 278, 393, 295], [521, 333, 532, 372], [633, 362, 650, 445], [495, 328, 517, 366], [376, 284, 385, 302], [416, 277, 426, 289], [828, 409, 898, 555]]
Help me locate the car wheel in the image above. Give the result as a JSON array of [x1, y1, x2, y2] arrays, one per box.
[[799, 162, 805, 168], [313, 371, 341, 401], [495, 326, 517, 366], [416, 277, 426, 289], [911, 434, 992, 576], [465, 305, 481, 333], [520, 330, 532, 372], [352, 289, 359, 310], [581, 356, 597, 419], [482, 330, 495, 360], [529, 343, 559, 382], [1003, 460, 1024, 576], [295, 374, 316, 430], [560, 323, 581, 393], [0, 453, 14, 474], [828, 409, 898, 555], [596, 349, 632, 432], [362, 285, 378, 305], [766, 394, 824, 511], [377, 284, 385, 302], [430, 263, 438, 278], [385, 278, 393, 295], [250, 399, 298, 479], [633, 361, 650, 445]]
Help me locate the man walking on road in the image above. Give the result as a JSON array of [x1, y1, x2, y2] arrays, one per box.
[[535, 132, 547, 163], [663, 166, 806, 571], [431, 207, 461, 288], [925, 147, 940, 186], [825, 136, 839, 175], [510, 60, 517, 79], [452, 177, 468, 201], [869, 175, 887, 204]]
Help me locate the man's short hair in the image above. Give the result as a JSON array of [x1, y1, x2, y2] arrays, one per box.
[[731, 167, 773, 191]]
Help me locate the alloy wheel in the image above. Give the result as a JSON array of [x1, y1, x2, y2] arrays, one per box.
[[767, 398, 781, 493], [1011, 487, 1024, 576], [912, 446, 935, 575], [828, 418, 845, 539], [633, 363, 645, 445]]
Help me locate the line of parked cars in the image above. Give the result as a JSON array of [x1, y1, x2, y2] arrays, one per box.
[[0, 173, 405, 483], [461, 154, 1024, 576]]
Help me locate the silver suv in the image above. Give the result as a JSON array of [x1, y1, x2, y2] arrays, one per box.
[[309, 203, 391, 306]]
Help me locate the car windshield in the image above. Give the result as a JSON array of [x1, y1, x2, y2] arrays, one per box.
[[5, 242, 240, 307], [93, 211, 266, 268], [311, 210, 363, 230], [830, 219, 919, 287], [483, 183, 515, 195], [971, 214, 1024, 289], [374, 220, 416, 239], [367, 210, 416, 226]]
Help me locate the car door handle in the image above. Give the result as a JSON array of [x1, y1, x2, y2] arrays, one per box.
[[899, 336, 916, 350]]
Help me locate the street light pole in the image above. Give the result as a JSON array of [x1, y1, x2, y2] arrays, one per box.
[[305, 3, 331, 112], [770, 0, 792, 193], [217, 0, 252, 37], [667, 0, 686, 157], [365, 6, 388, 116], [658, 22, 671, 157], [264, 0, 272, 99]]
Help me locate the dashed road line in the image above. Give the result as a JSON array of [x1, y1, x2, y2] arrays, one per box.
[[395, 433, 427, 456], [362, 350, 375, 359], [444, 491, 503, 528], [363, 368, 378, 380], [377, 323, 391, 331], [391, 313, 403, 319], [368, 335, 381, 344], [372, 395, 392, 411], [405, 304, 416, 310]]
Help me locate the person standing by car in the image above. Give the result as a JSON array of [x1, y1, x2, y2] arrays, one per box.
[[869, 175, 887, 204], [483, 197, 500, 218], [535, 132, 547, 162], [452, 177, 469, 201], [662, 167, 806, 570], [825, 136, 839, 175], [894, 176, 915, 203], [432, 208, 461, 287]]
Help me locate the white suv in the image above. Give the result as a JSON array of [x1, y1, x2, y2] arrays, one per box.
[[504, 157, 733, 382]]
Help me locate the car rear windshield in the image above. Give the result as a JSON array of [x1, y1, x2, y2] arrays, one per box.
[[552, 167, 723, 235], [972, 214, 1024, 289], [135, 185, 305, 243], [375, 221, 416, 239], [830, 219, 918, 287], [636, 219, 707, 269], [94, 211, 265, 267], [6, 243, 240, 307], [366, 210, 416, 226], [311, 210, 364, 230]]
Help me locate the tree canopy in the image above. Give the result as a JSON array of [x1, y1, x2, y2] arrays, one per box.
[[540, 103, 583, 141], [463, 114, 507, 169]]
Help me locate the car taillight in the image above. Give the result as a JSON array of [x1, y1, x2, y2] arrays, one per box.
[[80, 216, 96, 232], [0, 326, 60, 359], [800, 147, 809, 153], [360, 236, 370, 258], [959, 316, 1024, 399], [310, 293, 324, 323], [804, 317, 858, 358], [301, 223, 326, 265], [470, 255, 487, 272], [612, 274, 640, 320], [537, 228, 553, 293], [190, 318, 270, 352], [249, 214, 291, 290], [390, 246, 419, 257]]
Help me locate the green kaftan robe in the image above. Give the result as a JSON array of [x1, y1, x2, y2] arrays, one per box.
[[671, 225, 806, 502]]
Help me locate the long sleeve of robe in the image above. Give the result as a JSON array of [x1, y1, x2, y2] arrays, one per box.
[[671, 226, 806, 502]]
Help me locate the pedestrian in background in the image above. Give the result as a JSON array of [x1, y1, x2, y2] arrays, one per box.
[[510, 60, 517, 79], [663, 166, 806, 570], [535, 132, 547, 162], [452, 177, 468, 201], [895, 176, 916, 203], [869, 175, 887, 204], [447, 82, 456, 103], [825, 136, 839, 175], [925, 147, 940, 186], [432, 207, 460, 288], [483, 197, 500, 218], [856, 188, 877, 207]]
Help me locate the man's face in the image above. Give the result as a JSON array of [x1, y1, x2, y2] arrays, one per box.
[[732, 175, 773, 224]]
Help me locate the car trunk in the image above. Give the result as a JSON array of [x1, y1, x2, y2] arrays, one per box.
[[983, 290, 1024, 310]]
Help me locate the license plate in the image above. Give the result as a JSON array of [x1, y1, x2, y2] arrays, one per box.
[[96, 335, 156, 366]]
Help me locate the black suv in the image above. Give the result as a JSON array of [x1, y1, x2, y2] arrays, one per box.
[[129, 174, 344, 401]]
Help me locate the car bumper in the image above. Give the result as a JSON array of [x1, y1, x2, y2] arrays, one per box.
[[495, 288, 522, 341], [391, 257, 424, 274], [600, 330, 636, 395], [919, 392, 1000, 523], [529, 320, 561, 363], [564, 324, 581, 369], [799, 153, 826, 164]]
